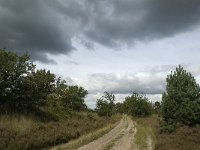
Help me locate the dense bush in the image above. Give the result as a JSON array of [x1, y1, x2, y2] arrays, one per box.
[[162, 65, 200, 126], [60, 85, 88, 111], [123, 93, 152, 117]]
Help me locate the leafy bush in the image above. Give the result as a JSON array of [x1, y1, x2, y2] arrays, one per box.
[[123, 93, 152, 117]]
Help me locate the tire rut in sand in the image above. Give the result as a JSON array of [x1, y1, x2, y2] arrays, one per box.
[[76, 116, 127, 150], [109, 117, 137, 150]]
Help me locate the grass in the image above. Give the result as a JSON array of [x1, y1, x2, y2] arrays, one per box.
[[0, 115, 36, 133], [53, 121, 119, 150], [0, 112, 120, 150], [133, 115, 159, 150], [155, 125, 200, 150]]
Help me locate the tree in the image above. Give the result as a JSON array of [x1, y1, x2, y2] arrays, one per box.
[[162, 65, 200, 126], [153, 101, 161, 115], [0, 49, 35, 112], [123, 93, 152, 117], [114, 102, 124, 114], [20, 69, 55, 108], [61, 86, 88, 111], [0, 49, 89, 115], [95, 92, 115, 117]]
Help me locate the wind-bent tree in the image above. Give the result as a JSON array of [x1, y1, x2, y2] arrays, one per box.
[[162, 65, 200, 126]]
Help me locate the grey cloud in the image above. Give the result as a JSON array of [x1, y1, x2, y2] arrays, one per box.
[[85, 0, 200, 46], [1, 0, 200, 62], [0, 0, 74, 62], [86, 72, 166, 95]]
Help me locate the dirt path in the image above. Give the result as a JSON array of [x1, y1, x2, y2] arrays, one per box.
[[110, 117, 137, 150], [147, 136, 153, 150], [76, 116, 137, 150]]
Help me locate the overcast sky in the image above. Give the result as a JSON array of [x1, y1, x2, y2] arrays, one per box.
[[1, 0, 200, 108]]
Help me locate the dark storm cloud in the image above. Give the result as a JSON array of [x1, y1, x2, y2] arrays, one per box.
[[85, 0, 200, 46], [0, 0, 74, 62], [0, 0, 200, 62]]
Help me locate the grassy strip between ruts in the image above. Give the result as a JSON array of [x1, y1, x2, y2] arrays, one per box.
[[133, 115, 159, 150], [50, 121, 120, 150], [101, 132, 124, 150]]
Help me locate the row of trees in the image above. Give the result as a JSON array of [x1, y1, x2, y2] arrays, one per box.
[[95, 65, 200, 131], [2, 49, 199, 128], [0, 49, 88, 114], [95, 91, 155, 117]]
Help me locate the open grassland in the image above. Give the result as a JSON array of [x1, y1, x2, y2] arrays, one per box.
[[0, 112, 120, 150]]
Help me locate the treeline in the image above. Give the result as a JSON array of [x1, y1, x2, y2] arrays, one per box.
[[1, 49, 200, 132], [95, 91, 159, 118], [0, 49, 87, 117], [95, 65, 200, 133]]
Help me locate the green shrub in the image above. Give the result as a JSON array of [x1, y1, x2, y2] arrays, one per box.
[[123, 93, 152, 117]]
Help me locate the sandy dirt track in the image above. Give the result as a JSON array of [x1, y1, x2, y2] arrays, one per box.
[[76, 115, 137, 150]]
